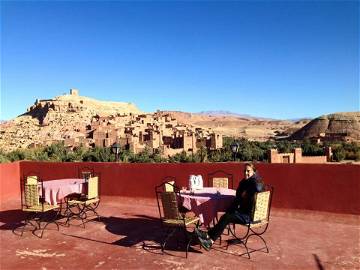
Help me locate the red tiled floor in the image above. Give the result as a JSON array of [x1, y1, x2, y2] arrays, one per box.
[[1, 196, 359, 270]]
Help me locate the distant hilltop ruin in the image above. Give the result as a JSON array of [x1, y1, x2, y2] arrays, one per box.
[[0, 89, 222, 155], [26, 88, 142, 125]]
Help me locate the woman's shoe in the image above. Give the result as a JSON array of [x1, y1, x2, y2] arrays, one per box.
[[198, 237, 213, 251], [195, 228, 210, 239]]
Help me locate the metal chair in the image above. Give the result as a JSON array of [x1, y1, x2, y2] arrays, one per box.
[[155, 181, 200, 258], [207, 170, 234, 243], [65, 176, 100, 227], [226, 184, 274, 259], [19, 176, 60, 238]]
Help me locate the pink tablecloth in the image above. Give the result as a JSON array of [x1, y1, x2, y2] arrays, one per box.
[[179, 187, 236, 226], [41, 178, 86, 206]]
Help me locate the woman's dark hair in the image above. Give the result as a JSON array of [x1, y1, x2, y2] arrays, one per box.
[[244, 162, 264, 187], [244, 162, 257, 172]]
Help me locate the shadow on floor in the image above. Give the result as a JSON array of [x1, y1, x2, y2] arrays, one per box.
[[313, 254, 325, 270], [0, 209, 27, 230], [62, 214, 202, 257]]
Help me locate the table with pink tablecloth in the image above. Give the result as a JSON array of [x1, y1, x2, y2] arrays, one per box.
[[179, 187, 236, 227], [41, 178, 86, 205]]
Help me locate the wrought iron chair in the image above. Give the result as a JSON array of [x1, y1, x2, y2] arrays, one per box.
[[65, 176, 100, 227], [155, 181, 200, 258], [207, 170, 234, 243], [19, 176, 60, 238], [226, 184, 274, 259]]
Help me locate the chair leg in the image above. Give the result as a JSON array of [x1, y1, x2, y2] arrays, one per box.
[[185, 227, 200, 258], [227, 223, 235, 235], [182, 228, 191, 258], [64, 205, 73, 227], [35, 210, 60, 239], [245, 233, 269, 254], [79, 206, 87, 228], [67, 201, 100, 227], [72, 204, 87, 228], [84, 201, 101, 221], [161, 227, 176, 253], [66, 203, 86, 228], [214, 217, 223, 245], [19, 212, 37, 236], [227, 224, 251, 259], [88, 204, 101, 222]]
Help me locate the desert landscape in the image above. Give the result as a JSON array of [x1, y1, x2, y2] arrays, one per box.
[[0, 89, 359, 154]]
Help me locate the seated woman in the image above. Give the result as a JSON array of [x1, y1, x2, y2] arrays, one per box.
[[195, 162, 264, 250]]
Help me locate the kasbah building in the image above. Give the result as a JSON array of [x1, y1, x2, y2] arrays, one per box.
[[60, 90, 223, 157]]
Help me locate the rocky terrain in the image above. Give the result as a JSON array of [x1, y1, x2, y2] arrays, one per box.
[[0, 90, 142, 152], [0, 89, 358, 153], [290, 112, 360, 141]]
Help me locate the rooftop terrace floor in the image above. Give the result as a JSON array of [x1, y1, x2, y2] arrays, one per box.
[[1, 196, 359, 270]]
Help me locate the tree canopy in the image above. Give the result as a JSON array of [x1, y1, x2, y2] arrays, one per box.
[[1, 138, 358, 163]]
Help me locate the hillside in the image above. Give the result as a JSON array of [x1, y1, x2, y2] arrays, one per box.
[[2, 89, 357, 153], [290, 112, 360, 141], [0, 89, 142, 152], [162, 111, 308, 140]]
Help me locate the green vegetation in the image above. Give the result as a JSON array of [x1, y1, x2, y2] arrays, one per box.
[[0, 139, 359, 163], [331, 142, 360, 162]]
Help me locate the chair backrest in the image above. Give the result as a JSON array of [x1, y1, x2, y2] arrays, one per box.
[[212, 177, 229, 188], [79, 167, 94, 179], [161, 192, 181, 219], [82, 171, 92, 180], [155, 182, 182, 221], [251, 185, 273, 223], [208, 170, 233, 189], [26, 175, 38, 185], [24, 183, 40, 208], [87, 176, 99, 199], [165, 181, 175, 192]]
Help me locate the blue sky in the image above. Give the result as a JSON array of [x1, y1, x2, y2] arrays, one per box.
[[1, 1, 359, 120]]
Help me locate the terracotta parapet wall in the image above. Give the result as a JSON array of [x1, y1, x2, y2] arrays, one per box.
[[0, 161, 20, 206], [1, 161, 359, 215]]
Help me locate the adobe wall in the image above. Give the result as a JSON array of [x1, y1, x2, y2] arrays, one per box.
[[1, 161, 359, 214], [270, 148, 330, 164], [301, 156, 327, 163], [270, 149, 295, 163]]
